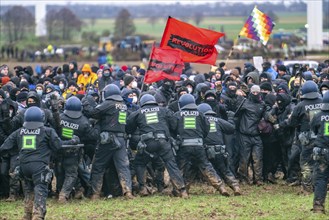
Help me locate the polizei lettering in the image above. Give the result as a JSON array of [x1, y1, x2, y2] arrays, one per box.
[[20, 128, 40, 135], [321, 115, 329, 121], [167, 34, 214, 57], [60, 120, 79, 130], [305, 104, 323, 111], [115, 104, 127, 110], [180, 111, 199, 116], [207, 116, 219, 122], [141, 107, 160, 114]]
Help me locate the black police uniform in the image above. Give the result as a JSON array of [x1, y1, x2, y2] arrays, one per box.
[[199, 104, 241, 195], [310, 93, 329, 213], [126, 94, 186, 196], [280, 81, 323, 191], [174, 94, 229, 196], [0, 107, 76, 220], [84, 84, 132, 199], [56, 97, 99, 202]]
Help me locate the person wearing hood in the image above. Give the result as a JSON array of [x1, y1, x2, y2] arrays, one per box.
[[259, 93, 279, 183], [203, 90, 227, 120], [98, 65, 113, 91], [122, 89, 139, 112], [182, 79, 195, 95], [320, 81, 329, 97], [58, 78, 68, 95], [245, 71, 260, 85], [271, 93, 295, 183], [68, 61, 78, 78], [77, 64, 97, 92], [194, 83, 209, 105], [168, 86, 188, 113], [235, 85, 265, 185], [154, 79, 174, 107], [310, 92, 329, 214]]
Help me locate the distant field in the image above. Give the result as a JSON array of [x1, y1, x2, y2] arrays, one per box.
[[82, 12, 307, 41], [0, 12, 307, 49]]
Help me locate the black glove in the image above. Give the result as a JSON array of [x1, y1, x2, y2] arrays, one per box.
[[49, 94, 59, 112]]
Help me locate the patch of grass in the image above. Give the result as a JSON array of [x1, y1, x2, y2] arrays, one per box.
[[1, 182, 327, 220]]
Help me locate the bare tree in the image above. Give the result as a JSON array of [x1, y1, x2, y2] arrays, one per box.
[[148, 15, 159, 28], [114, 9, 136, 39], [46, 9, 57, 40], [1, 6, 34, 42], [46, 7, 82, 41], [193, 12, 204, 26]]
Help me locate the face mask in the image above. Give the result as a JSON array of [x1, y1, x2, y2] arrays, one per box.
[[84, 74, 89, 78], [261, 92, 267, 100], [127, 97, 133, 104], [250, 93, 261, 102], [36, 90, 43, 96], [103, 72, 110, 77], [59, 84, 64, 90], [27, 102, 39, 108], [163, 84, 171, 91], [132, 96, 138, 104], [322, 90, 328, 96], [227, 89, 237, 97], [187, 88, 193, 94], [131, 81, 138, 89]]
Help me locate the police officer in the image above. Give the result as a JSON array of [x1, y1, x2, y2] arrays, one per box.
[[126, 94, 188, 197], [198, 103, 241, 195], [84, 84, 133, 199], [0, 107, 79, 220], [278, 81, 323, 193], [174, 94, 229, 196], [56, 96, 99, 203], [310, 92, 329, 213]]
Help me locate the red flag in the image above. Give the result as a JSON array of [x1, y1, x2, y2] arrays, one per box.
[[160, 17, 224, 65], [144, 45, 184, 84]]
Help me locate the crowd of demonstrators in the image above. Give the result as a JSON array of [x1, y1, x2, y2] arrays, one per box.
[[0, 58, 329, 219]]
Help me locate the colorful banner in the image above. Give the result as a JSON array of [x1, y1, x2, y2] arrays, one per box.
[[239, 7, 275, 45]]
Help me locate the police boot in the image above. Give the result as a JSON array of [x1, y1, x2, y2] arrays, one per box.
[[90, 193, 101, 200], [180, 189, 189, 199], [58, 193, 68, 204], [32, 208, 44, 220], [312, 201, 325, 214], [74, 188, 84, 199], [6, 194, 18, 202], [232, 185, 241, 196], [22, 193, 34, 220], [218, 186, 230, 197], [124, 191, 135, 200], [139, 187, 149, 197]]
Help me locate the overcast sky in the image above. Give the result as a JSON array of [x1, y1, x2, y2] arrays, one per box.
[[0, 0, 310, 6]]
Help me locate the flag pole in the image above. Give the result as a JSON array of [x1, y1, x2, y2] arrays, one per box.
[[225, 35, 240, 63], [140, 41, 155, 97]]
